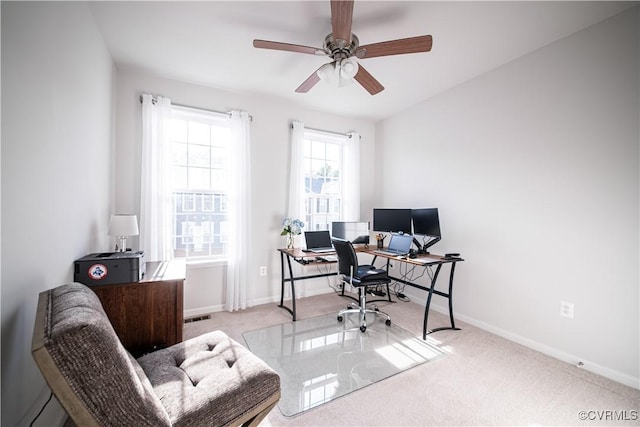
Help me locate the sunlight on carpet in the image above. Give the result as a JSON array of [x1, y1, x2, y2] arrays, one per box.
[[243, 313, 446, 417]]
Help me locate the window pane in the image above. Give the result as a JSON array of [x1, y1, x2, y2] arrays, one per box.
[[172, 166, 188, 189], [171, 142, 188, 166], [189, 144, 210, 168], [189, 121, 210, 145], [311, 159, 325, 178], [326, 160, 340, 179], [211, 146, 226, 169], [189, 167, 210, 189], [311, 141, 325, 159], [211, 170, 227, 190], [325, 143, 340, 161], [170, 119, 188, 143]]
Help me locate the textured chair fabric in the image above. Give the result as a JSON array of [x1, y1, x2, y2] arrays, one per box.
[[32, 283, 280, 427], [138, 331, 280, 427]]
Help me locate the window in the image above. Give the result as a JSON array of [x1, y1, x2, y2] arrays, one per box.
[[168, 106, 231, 259], [302, 130, 346, 231]]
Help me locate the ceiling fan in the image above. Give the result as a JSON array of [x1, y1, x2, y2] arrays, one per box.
[[253, 0, 433, 95]]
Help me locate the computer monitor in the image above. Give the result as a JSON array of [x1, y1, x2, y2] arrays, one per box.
[[412, 208, 441, 237], [331, 221, 370, 245], [372, 208, 412, 234], [411, 208, 441, 253]]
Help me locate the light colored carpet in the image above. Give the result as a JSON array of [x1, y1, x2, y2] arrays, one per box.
[[184, 291, 640, 426]]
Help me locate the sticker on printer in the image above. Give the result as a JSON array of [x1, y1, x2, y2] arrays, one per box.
[[88, 264, 108, 280]]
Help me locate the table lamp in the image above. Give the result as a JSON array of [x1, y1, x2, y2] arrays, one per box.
[[108, 214, 139, 252]]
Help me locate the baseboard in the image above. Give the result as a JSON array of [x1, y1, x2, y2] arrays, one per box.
[[187, 287, 337, 318], [451, 309, 640, 390], [249, 286, 336, 308], [416, 294, 640, 390], [184, 305, 223, 319], [19, 388, 68, 427]]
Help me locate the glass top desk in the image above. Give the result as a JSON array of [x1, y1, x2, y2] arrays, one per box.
[[277, 246, 464, 340]]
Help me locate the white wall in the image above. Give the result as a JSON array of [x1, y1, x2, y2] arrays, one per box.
[[376, 8, 639, 387], [115, 69, 376, 317], [0, 3, 114, 425]]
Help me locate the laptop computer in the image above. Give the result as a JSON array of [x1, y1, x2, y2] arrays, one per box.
[[374, 233, 413, 256], [304, 230, 334, 253]]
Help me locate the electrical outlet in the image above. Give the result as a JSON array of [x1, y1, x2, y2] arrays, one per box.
[[259, 266, 267, 276], [560, 301, 574, 319]]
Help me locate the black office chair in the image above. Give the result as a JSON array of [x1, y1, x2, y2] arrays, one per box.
[[332, 238, 392, 332]]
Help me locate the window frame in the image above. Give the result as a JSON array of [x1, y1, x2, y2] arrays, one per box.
[[302, 129, 348, 232], [168, 106, 232, 261]]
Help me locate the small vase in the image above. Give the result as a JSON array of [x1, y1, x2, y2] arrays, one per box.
[[287, 234, 294, 249]]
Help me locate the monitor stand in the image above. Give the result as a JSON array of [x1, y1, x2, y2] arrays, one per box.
[[415, 236, 441, 254]]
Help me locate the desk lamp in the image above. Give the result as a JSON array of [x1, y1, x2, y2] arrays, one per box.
[[108, 214, 139, 252]]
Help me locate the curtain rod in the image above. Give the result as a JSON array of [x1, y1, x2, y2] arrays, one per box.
[[291, 124, 358, 139], [139, 95, 252, 121]]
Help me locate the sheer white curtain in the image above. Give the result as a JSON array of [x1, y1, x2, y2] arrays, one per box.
[[140, 94, 173, 262], [288, 121, 306, 221], [225, 111, 252, 312], [343, 132, 361, 221]]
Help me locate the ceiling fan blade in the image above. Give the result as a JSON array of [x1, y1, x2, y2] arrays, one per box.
[[253, 39, 324, 56], [356, 35, 433, 59], [330, 0, 354, 45], [353, 64, 384, 95], [295, 68, 322, 93]]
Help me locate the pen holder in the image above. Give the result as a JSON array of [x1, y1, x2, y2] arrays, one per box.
[[376, 235, 385, 249]]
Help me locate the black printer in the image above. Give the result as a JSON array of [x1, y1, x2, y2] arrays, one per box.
[[74, 251, 145, 286]]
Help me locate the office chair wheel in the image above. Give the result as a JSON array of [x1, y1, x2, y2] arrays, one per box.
[[360, 325, 366, 332], [337, 315, 343, 322], [386, 319, 391, 326]]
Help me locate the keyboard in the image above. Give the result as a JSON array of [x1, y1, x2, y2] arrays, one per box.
[[373, 250, 407, 257], [411, 257, 439, 264], [309, 248, 334, 253], [317, 255, 337, 262]]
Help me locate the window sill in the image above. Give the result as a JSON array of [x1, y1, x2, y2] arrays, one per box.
[[185, 258, 227, 269]]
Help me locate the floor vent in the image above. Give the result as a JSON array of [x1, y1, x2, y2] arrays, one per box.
[[184, 315, 211, 323]]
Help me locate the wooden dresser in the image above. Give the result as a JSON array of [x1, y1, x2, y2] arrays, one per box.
[[91, 260, 186, 356]]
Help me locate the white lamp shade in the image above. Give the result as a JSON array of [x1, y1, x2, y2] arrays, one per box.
[[317, 59, 358, 87], [340, 58, 359, 80], [317, 62, 337, 82], [108, 214, 139, 237]]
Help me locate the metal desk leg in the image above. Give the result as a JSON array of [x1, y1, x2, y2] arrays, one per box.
[[279, 252, 285, 307], [277, 252, 297, 320], [424, 262, 461, 339], [288, 256, 297, 320], [446, 262, 458, 329], [423, 264, 442, 340]]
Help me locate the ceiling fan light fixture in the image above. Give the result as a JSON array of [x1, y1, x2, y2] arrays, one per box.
[[317, 62, 337, 82], [340, 57, 359, 80]]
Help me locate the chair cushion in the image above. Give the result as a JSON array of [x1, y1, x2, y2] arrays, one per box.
[[355, 265, 388, 283], [137, 330, 280, 427]]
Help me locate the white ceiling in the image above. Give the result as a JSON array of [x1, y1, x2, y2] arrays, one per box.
[[89, 1, 635, 122]]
